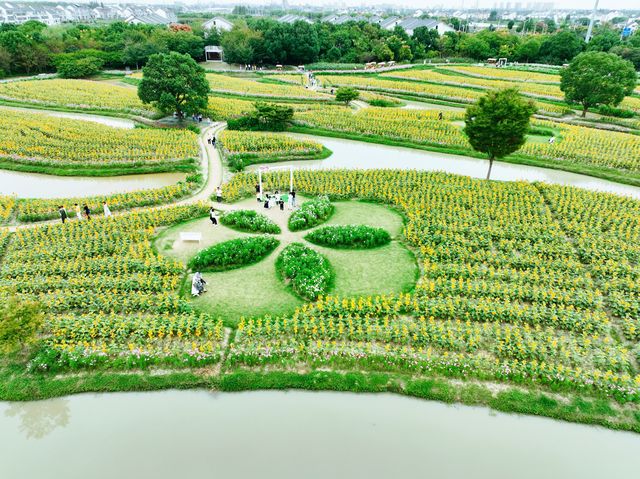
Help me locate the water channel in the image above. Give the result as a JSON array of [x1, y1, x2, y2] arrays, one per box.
[[0, 390, 638, 479], [252, 134, 640, 200]]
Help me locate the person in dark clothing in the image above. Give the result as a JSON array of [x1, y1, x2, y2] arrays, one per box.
[[209, 207, 218, 226], [438, 111, 443, 121], [58, 205, 67, 224], [212, 137, 216, 146], [290, 190, 296, 207], [83, 204, 91, 220]]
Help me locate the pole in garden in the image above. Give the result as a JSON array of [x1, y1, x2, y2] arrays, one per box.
[[290, 166, 293, 193]]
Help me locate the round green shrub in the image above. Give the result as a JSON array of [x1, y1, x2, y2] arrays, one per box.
[[276, 243, 333, 300], [188, 235, 279, 271], [288, 196, 334, 232], [305, 224, 391, 249], [221, 210, 281, 234]]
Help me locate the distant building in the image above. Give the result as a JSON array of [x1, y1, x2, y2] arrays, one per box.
[[385, 18, 455, 36], [202, 17, 234, 32], [204, 45, 223, 62], [278, 14, 312, 25]]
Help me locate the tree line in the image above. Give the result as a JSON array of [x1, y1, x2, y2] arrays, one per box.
[[0, 17, 638, 79]]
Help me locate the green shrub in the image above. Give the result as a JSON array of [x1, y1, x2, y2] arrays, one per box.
[[368, 99, 399, 107], [276, 243, 333, 300], [305, 224, 391, 249], [221, 210, 281, 234], [597, 104, 636, 118], [288, 196, 334, 232], [188, 235, 279, 271], [0, 296, 43, 354]]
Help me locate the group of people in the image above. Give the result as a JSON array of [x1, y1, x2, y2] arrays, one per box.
[[207, 136, 217, 146], [191, 272, 207, 297], [58, 202, 112, 223], [255, 184, 296, 211]]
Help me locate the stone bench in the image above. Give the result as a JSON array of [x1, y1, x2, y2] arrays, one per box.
[[180, 232, 202, 242]]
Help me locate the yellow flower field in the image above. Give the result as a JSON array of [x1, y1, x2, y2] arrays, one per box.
[[0, 109, 198, 171], [442, 66, 562, 84], [318, 74, 568, 115], [219, 130, 323, 156], [206, 74, 331, 99], [0, 79, 154, 116], [295, 105, 468, 148], [294, 104, 640, 173], [222, 169, 640, 402], [382, 69, 565, 100]]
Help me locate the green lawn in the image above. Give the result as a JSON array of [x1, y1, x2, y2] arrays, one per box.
[[154, 200, 417, 324]]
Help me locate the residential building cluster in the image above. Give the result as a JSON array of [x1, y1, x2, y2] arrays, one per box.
[[0, 2, 177, 26]]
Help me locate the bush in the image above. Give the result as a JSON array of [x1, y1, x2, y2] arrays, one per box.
[[368, 99, 398, 107], [221, 209, 281, 234], [188, 235, 279, 271], [304, 224, 391, 249], [597, 104, 636, 118], [288, 196, 334, 232], [0, 296, 43, 354], [276, 243, 333, 300], [55, 55, 104, 79]]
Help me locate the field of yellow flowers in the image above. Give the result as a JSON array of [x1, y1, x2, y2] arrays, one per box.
[[219, 130, 325, 171], [0, 204, 229, 371], [317, 74, 568, 116], [0, 109, 198, 174], [1, 169, 639, 428], [222, 169, 640, 402], [0, 79, 154, 116], [293, 105, 640, 174]]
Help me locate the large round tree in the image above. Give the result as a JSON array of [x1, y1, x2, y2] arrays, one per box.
[[138, 52, 209, 119], [560, 51, 637, 117], [463, 88, 537, 180]]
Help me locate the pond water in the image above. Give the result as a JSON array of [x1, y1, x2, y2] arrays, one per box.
[[0, 105, 136, 129], [0, 390, 638, 479], [0, 170, 186, 199], [253, 134, 640, 200]]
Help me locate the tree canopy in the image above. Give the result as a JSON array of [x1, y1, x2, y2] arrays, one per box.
[[463, 88, 537, 179], [138, 52, 209, 118], [560, 51, 637, 117], [335, 87, 359, 106]]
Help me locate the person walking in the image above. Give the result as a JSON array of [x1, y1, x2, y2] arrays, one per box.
[[290, 189, 297, 208], [212, 136, 216, 146], [74, 204, 82, 220], [103, 201, 112, 218], [209, 207, 218, 226], [83, 204, 91, 221], [215, 186, 222, 203], [58, 205, 68, 224]]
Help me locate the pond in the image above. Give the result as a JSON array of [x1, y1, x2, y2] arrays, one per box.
[[251, 134, 640, 200], [0, 169, 186, 199], [0, 105, 136, 129], [0, 390, 638, 479]]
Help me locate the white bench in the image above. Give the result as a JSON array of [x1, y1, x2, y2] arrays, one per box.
[[180, 232, 202, 243]]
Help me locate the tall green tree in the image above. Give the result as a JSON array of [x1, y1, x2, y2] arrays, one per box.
[[560, 51, 637, 117], [138, 52, 209, 118], [539, 30, 584, 64], [463, 88, 537, 180], [335, 87, 359, 106]]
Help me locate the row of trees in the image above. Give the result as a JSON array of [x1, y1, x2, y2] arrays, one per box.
[[0, 20, 218, 77], [2, 18, 638, 78], [220, 19, 640, 68]]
